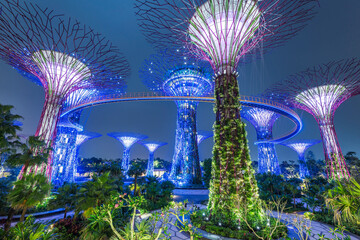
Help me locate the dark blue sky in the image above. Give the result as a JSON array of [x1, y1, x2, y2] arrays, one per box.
[[0, 0, 359, 164]]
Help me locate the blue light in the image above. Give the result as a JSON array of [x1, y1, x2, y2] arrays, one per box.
[[141, 141, 167, 176], [139, 49, 214, 187], [241, 107, 281, 175], [107, 132, 148, 177]]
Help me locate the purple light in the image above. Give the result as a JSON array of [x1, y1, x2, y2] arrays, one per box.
[[188, 0, 260, 70], [270, 59, 360, 179]]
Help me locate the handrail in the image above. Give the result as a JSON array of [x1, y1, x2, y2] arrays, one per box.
[[61, 92, 302, 143]]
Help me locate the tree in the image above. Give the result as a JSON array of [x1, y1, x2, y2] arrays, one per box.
[[285, 177, 303, 209], [77, 172, 117, 217], [344, 152, 360, 180], [326, 178, 360, 225], [202, 158, 212, 188], [6, 136, 51, 175], [7, 173, 51, 222], [128, 161, 146, 196], [49, 182, 79, 219], [0, 104, 22, 156]]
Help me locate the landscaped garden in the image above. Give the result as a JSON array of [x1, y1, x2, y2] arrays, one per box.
[[0, 0, 360, 239]]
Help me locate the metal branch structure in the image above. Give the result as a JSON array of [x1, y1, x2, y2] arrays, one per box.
[[0, 0, 130, 179], [108, 132, 148, 177], [241, 106, 281, 175], [140, 141, 167, 177], [270, 59, 360, 179], [196, 130, 213, 145], [281, 140, 321, 179], [139, 49, 213, 187], [135, 0, 317, 220]]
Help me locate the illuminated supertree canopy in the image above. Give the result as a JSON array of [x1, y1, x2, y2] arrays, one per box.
[[139, 49, 213, 186], [241, 106, 281, 175], [108, 132, 148, 176], [270, 59, 360, 179], [135, 0, 318, 221], [140, 141, 167, 177], [281, 140, 321, 179], [0, 0, 130, 179], [196, 130, 213, 145]]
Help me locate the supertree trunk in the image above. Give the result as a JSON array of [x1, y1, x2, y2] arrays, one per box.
[[20, 93, 63, 179], [146, 151, 155, 176], [319, 122, 349, 179], [257, 143, 281, 175], [208, 71, 259, 218], [298, 154, 310, 179], [170, 100, 202, 186], [122, 147, 130, 176], [51, 126, 78, 185]]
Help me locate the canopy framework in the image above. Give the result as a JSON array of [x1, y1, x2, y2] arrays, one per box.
[[0, 0, 129, 179], [270, 59, 360, 179], [241, 107, 281, 175], [281, 140, 321, 179], [140, 141, 167, 177], [139, 49, 213, 186], [108, 132, 148, 177]]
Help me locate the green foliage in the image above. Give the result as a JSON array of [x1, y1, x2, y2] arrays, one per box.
[[128, 160, 146, 196], [0, 177, 12, 215], [7, 173, 51, 222], [48, 182, 79, 219], [0, 104, 22, 155], [302, 176, 335, 213], [202, 158, 212, 188], [256, 173, 288, 202], [306, 151, 326, 178], [191, 209, 287, 240], [208, 72, 260, 227], [153, 157, 171, 171], [344, 152, 360, 181], [138, 176, 174, 211], [6, 216, 56, 240], [77, 172, 117, 215], [326, 178, 360, 225], [6, 136, 52, 174]]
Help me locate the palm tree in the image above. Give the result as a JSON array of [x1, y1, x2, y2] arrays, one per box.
[[128, 161, 146, 196], [49, 182, 79, 219], [7, 173, 51, 222], [77, 172, 117, 218], [6, 136, 51, 174], [326, 178, 360, 225]]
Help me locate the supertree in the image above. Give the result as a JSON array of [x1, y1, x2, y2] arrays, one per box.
[[51, 114, 83, 186], [270, 59, 360, 179], [140, 141, 167, 177], [108, 132, 148, 176], [139, 49, 213, 186], [135, 0, 318, 221], [0, 0, 129, 179], [241, 106, 281, 175], [196, 130, 213, 145], [280, 140, 321, 179]]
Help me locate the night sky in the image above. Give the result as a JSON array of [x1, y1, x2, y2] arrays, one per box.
[[0, 0, 359, 165]]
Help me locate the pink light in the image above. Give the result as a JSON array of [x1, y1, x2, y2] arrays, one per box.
[[295, 85, 347, 123]]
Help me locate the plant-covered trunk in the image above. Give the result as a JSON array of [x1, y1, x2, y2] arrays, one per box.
[[20, 206, 27, 222], [4, 208, 15, 232], [207, 70, 260, 221]]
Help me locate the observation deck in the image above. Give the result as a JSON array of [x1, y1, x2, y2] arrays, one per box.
[[61, 92, 302, 143]]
